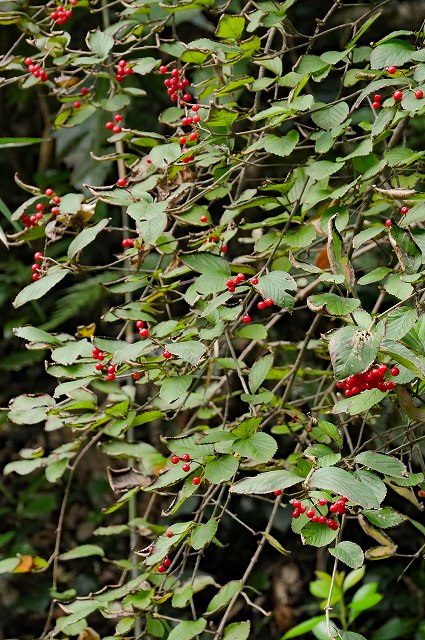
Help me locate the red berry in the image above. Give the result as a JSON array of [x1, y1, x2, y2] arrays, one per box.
[[166, 529, 173, 537], [157, 565, 166, 573], [162, 557, 171, 568], [192, 114, 201, 123], [181, 117, 191, 126], [118, 60, 126, 68], [390, 367, 399, 376], [378, 364, 388, 375], [251, 277, 259, 285], [25, 57, 33, 66], [221, 245, 228, 253], [311, 515, 319, 523], [107, 365, 116, 373], [292, 509, 300, 518], [159, 65, 167, 74], [73, 101, 81, 109], [335, 381, 345, 388], [292, 499, 301, 509], [116, 178, 127, 187], [171, 455, 179, 464], [45, 188, 54, 197], [53, 195, 60, 204], [133, 371, 142, 380], [401, 206, 409, 214], [192, 476, 201, 485], [95, 362, 103, 371], [387, 66, 397, 74], [114, 114, 123, 122], [385, 219, 392, 227], [182, 463, 190, 472], [107, 373, 116, 381], [318, 515, 327, 524], [299, 505, 306, 513], [32, 273, 40, 281], [257, 301, 266, 310], [318, 497, 327, 506], [182, 453, 190, 462], [274, 489, 282, 496], [182, 93, 191, 102], [372, 101, 381, 109], [171, 68, 179, 78], [34, 252, 43, 261], [146, 158, 152, 164], [35, 203, 44, 211], [226, 279, 235, 287], [385, 381, 395, 390], [329, 503, 338, 513], [192, 104, 200, 111], [139, 328, 149, 338], [242, 315, 251, 324], [227, 286, 235, 293], [112, 125, 122, 134], [136, 320, 145, 328], [106, 121, 114, 130], [415, 89, 424, 99], [81, 87, 88, 95], [189, 131, 198, 141], [265, 298, 273, 307], [373, 94, 382, 102], [393, 90, 403, 101], [306, 508, 315, 518], [200, 215, 208, 223], [179, 136, 187, 145]]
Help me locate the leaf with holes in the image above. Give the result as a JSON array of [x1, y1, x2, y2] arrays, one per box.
[[255, 271, 297, 309], [329, 326, 381, 381]]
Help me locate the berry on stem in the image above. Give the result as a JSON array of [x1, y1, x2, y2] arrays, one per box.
[[163, 350, 172, 359], [385, 219, 392, 228], [400, 206, 409, 214], [390, 367, 399, 376], [171, 455, 179, 464], [242, 315, 251, 324], [182, 463, 190, 472], [387, 66, 397, 74], [133, 371, 142, 380], [257, 301, 266, 310], [117, 178, 127, 187], [393, 90, 403, 101], [192, 476, 201, 485], [182, 453, 190, 462], [415, 89, 424, 99]]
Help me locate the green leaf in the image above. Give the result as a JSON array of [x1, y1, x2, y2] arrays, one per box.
[[305, 161, 344, 180], [237, 323, 267, 340], [204, 455, 238, 483], [310, 467, 381, 508], [355, 469, 387, 505], [206, 581, 242, 614], [255, 270, 297, 309], [381, 340, 425, 377], [183, 252, 230, 276], [13, 269, 70, 308], [215, 15, 245, 41], [190, 518, 218, 550], [4, 458, 46, 476], [370, 39, 415, 69], [332, 388, 387, 415], [13, 325, 63, 346], [127, 201, 167, 245], [168, 618, 207, 640], [231, 470, 303, 494], [51, 340, 88, 365], [399, 202, 425, 227], [87, 29, 114, 57], [233, 432, 277, 463], [389, 223, 422, 274], [261, 131, 299, 157], [362, 507, 404, 528], [59, 544, 104, 560], [311, 102, 349, 129], [222, 621, 251, 640], [0, 557, 20, 574], [132, 57, 159, 75], [285, 224, 316, 248], [304, 444, 341, 467], [166, 341, 206, 364], [339, 632, 367, 640], [327, 213, 354, 289], [248, 353, 273, 393], [301, 522, 338, 547], [308, 294, 360, 317], [0, 137, 44, 148], [282, 615, 327, 639], [159, 375, 192, 403], [329, 326, 381, 381], [329, 542, 364, 569], [67, 219, 109, 260], [354, 452, 406, 478], [358, 267, 391, 285]]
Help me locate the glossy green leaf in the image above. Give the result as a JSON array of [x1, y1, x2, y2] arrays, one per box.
[[329, 541, 364, 569], [13, 269, 70, 308], [190, 518, 218, 550], [231, 470, 303, 494], [310, 467, 381, 508]]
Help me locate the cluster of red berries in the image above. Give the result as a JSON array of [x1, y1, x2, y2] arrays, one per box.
[[31, 252, 44, 281], [136, 320, 149, 338], [201, 232, 227, 252], [106, 113, 124, 135], [159, 65, 202, 164], [92, 347, 116, 380], [336, 364, 399, 397], [121, 237, 137, 248], [115, 59, 133, 83], [24, 58, 48, 82], [393, 88, 423, 101], [159, 66, 192, 105], [370, 68, 423, 114], [371, 93, 383, 110], [20, 188, 61, 229], [291, 496, 349, 530], [50, 1, 77, 24], [157, 556, 172, 573], [170, 453, 201, 485], [385, 204, 410, 228]]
